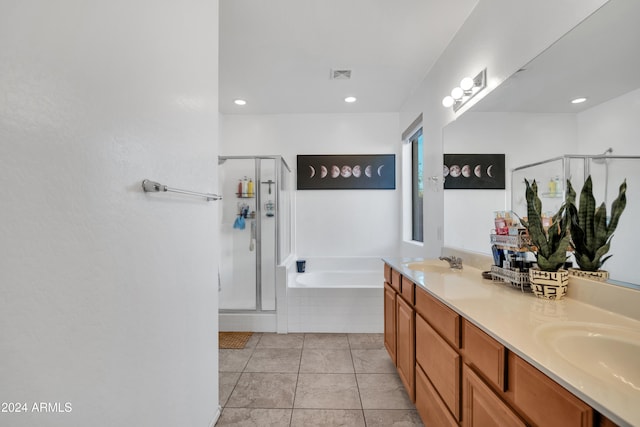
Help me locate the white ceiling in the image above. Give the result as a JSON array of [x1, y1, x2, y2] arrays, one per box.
[[219, 0, 478, 115], [472, 0, 640, 114]]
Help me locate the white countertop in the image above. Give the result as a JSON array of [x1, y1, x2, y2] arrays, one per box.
[[383, 257, 640, 427]]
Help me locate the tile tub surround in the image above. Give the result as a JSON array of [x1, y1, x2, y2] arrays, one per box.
[[287, 257, 384, 333], [385, 257, 640, 427], [217, 333, 423, 426]]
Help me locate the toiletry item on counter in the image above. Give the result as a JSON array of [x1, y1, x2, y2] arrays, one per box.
[[494, 211, 512, 235]]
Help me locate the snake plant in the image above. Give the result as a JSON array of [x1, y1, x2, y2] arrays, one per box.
[[566, 176, 627, 271], [521, 179, 571, 271]]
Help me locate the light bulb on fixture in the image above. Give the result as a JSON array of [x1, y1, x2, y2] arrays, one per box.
[[442, 96, 455, 108], [441, 69, 487, 112], [460, 77, 474, 92]]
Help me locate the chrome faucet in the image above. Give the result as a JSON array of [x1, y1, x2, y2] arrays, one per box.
[[439, 256, 463, 270]]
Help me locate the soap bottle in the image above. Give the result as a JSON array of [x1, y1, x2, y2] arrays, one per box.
[[554, 176, 562, 194], [237, 179, 243, 196], [247, 178, 254, 197], [242, 176, 248, 197]]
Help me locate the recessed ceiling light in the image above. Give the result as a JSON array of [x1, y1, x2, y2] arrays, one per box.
[[344, 96, 357, 103], [571, 97, 587, 104], [234, 99, 247, 106]]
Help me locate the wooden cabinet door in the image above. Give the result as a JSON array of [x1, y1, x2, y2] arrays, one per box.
[[416, 313, 461, 420], [416, 364, 458, 427], [463, 365, 525, 427], [396, 296, 415, 401], [384, 283, 397, 364], [506, 352, 593, 427]]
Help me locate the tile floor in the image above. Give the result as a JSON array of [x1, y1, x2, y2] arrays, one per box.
[[217, 333, 424, 426]]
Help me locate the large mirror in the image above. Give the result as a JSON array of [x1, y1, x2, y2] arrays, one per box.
[[443, 0, 640, 288]]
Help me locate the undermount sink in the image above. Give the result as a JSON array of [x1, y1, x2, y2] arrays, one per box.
[[404, 259, 460, 274], [534, 321, 640, 392]]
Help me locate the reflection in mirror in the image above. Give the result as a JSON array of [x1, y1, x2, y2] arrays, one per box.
[[443, 0, 640, 289]]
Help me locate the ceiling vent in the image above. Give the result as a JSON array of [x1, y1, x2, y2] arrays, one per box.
[[330, 69, 352, 80]]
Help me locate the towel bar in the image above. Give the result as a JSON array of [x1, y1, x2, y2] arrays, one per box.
[[142, 179, 222, 202]]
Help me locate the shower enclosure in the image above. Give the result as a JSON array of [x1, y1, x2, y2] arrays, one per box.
[[218, 156, 292, 330]]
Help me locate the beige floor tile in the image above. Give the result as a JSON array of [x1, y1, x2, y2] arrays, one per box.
[[257, 333, 304, 349], [244, 348, 302, 373], [303, 333, 350, 349], [290, 409, 366, 427], [226, 372, 298, 408], [363, 409, 424, 426], [216, 408, 292, 426], [357, 373, 414, 409], [243, 332, 262, 349], [219, 372, 241, 407], [347, 333, 386, 349], [351, 349, 396, 373], [300, 349, 354, 373], [294, 373, 361, 409], [219, 348, 254, 372]]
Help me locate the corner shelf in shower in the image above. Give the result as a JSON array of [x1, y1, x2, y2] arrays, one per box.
[[236, 194, 255, 199]]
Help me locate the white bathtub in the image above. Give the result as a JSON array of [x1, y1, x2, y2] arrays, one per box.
[[293, 271, 382, 288], [286, 257, 384, 333]]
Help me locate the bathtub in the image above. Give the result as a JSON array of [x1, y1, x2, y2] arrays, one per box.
[[294, 271, 382, 288], [286, 257, 384, 333]]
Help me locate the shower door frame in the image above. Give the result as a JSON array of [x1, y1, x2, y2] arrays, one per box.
[[218, 155, 291, 313]]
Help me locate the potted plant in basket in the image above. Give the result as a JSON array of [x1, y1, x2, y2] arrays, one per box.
[[521, 179, 571, 299], [565, 176, 627, 281]]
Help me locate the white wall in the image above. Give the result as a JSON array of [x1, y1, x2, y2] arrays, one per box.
[[577, 88, 640, 156], [399, 0, 608, 258], [0, 2, 220, 426], [220, 113, 402, 258]]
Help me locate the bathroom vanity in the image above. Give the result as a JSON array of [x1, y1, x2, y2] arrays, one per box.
[[383, 259, 639, 427]]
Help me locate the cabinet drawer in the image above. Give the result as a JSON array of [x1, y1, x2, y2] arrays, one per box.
[[463, 364, 525, 427], [401, 276, 415, 304], [506, 352, 593, 427], [384, 263, 392, 284], [462, 319, 505, 391], [416, 313, 461, 420], [415, 285, 460, 347], [391, 268, 402, 292], [416, 363, 458, 427]]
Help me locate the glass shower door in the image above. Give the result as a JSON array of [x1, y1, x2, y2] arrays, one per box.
[[219, 158, 258, 310]]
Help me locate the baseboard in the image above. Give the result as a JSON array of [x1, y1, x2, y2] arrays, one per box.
[[209, 405, 222, 427]]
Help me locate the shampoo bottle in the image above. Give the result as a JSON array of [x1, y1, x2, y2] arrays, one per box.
[[247, 178, 254, 197]]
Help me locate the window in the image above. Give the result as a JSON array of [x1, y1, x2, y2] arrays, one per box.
[[410, 128, 423, 242]]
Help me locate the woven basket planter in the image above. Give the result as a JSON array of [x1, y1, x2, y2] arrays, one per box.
[[567, 268, 609, 282], [529, 268, 569, 300]]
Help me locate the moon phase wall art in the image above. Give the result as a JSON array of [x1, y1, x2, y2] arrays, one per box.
[[443, 154, 505, 190], [297, 154, 395, 190]]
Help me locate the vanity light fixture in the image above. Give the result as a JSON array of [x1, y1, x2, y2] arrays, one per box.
[[571, 97, 587, 104], [344, 96, 357, 103], [442, 68, 487, 112], [234, 99, 247, 106]]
